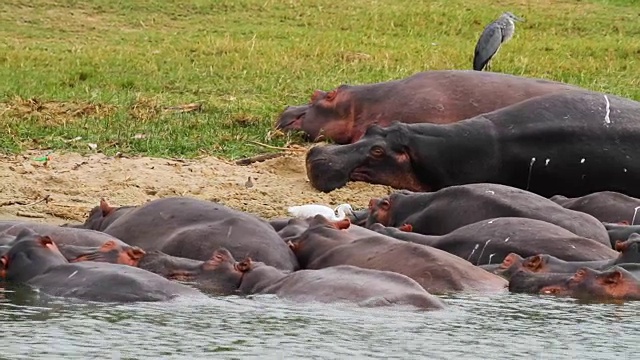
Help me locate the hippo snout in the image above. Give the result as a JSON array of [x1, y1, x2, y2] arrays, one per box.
[[275, 105, 308, 130], [305, 146, 351, 192]]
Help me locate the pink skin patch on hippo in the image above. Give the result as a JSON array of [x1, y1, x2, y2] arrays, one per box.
[[40, 236, 60, 253], [332, 219, 351, 230]]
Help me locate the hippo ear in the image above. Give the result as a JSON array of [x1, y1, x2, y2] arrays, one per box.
[[380, 199, 390, 210], [100, 198, 114, 217], [615, 240, 627, 252], [287, 240, 299, 252], [325, 89, 337, 102], [0, 255, 8, 270], [126, 247, 146, 260], [235, 258, 253, 273], [99, 240, 118, 251], [39, 236, 54, 247], [333, 218, 351, 230], [368, 198, 379, 210], [399, 223, 413, 232], [499, 253, 518, 269], [603, 270, 623, 285], [386, 123, 411, 147], [525, 255, 543, 270], [618, 220, 630, 225], [203, 248, 234, 270], [310, 90, 326, 103]]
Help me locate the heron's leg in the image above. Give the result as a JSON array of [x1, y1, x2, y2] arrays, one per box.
[[486, 59, 492, 72]]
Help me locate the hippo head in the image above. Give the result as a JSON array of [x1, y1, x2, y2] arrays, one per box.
[[508, 270, 573, 294], [366, 197, 393, 227], [614, 234, 640, 264], [139, 248, 247, 295], [1, 229, 67, 283], [275, 86, 357, 144], [64, 240, 146, 267], [70, 198, 135, 231], [277, 217, 312, 242], [286, 215, 352, 267], [305, 214, 352, 232], [540, 267, 640, 301], [305, 122, 430, 192], [235, 257, 289, 295]]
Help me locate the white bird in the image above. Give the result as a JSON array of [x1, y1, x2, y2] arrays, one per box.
[[287, 203, 354, 221]]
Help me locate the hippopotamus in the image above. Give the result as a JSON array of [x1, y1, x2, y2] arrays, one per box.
[[284, 215, 507, 294], [237, 258, 445, 309], [305, 90, 640, 197], [365, 184, 610, 246], [550, 191, 640, 224], [269, 218, 292, 232], [604, 223, 640, 248], [521, 235, 640, 274], [369, 217, 617, 264], [508, 270, 574, 294], [0, 231, 203, 302], [63, 198, 136, 230], [539, 266, 640, 301], [71, 197, 299, 271], [0, 233, 16, 246], [0, 220, 127, 247], [67, 242, 246, 295], [276, 70, 580, 144]]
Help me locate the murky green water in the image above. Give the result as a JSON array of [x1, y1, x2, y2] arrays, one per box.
[[1, 287, 637, 359]]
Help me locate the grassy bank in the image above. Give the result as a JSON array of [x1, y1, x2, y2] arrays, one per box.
[[1, 0, 639, 159]]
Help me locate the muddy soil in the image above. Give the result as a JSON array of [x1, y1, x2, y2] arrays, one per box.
[[0, 149, 392, 225]]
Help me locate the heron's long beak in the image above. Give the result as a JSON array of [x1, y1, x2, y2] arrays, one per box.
[[516, 16, 525, 22]]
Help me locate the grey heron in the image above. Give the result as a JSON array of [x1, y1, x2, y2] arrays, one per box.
[[473, 12, 524, 71]]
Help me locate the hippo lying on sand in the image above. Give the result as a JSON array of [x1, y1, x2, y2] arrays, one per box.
[[276, 70, 579, 144], [306, 90, 640, 198]]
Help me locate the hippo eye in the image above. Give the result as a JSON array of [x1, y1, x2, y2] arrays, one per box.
[[370, 146, 385, 158]]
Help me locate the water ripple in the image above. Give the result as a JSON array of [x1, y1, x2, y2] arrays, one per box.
[[0, 288, 638, 359]]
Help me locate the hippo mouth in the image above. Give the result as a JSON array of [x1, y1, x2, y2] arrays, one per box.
[[277, 113, 305, 129], [306, 157, 352, 192], [350, 167, 372, 182], [275, 105, 309, 131]]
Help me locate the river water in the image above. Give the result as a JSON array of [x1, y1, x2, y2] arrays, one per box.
[[1, 286, 637, 359]]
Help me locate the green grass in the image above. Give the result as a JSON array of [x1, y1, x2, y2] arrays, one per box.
[[1, 0, 639, 159]]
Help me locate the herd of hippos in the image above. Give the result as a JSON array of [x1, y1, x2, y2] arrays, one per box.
[[3, 69, 640, 309]]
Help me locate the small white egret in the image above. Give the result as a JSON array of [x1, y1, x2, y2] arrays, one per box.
[[287, 203, 354, 221]]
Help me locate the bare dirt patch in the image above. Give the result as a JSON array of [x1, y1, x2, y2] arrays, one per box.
[[0, 150, 392, 225]]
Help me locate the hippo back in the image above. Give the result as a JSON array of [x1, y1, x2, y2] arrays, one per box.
[[383, 184, 609, 246], [27, 262, 202, 302], [101, 197, 299, 271], [0, 221, 127, 247], [550, 191, 640, 224]]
